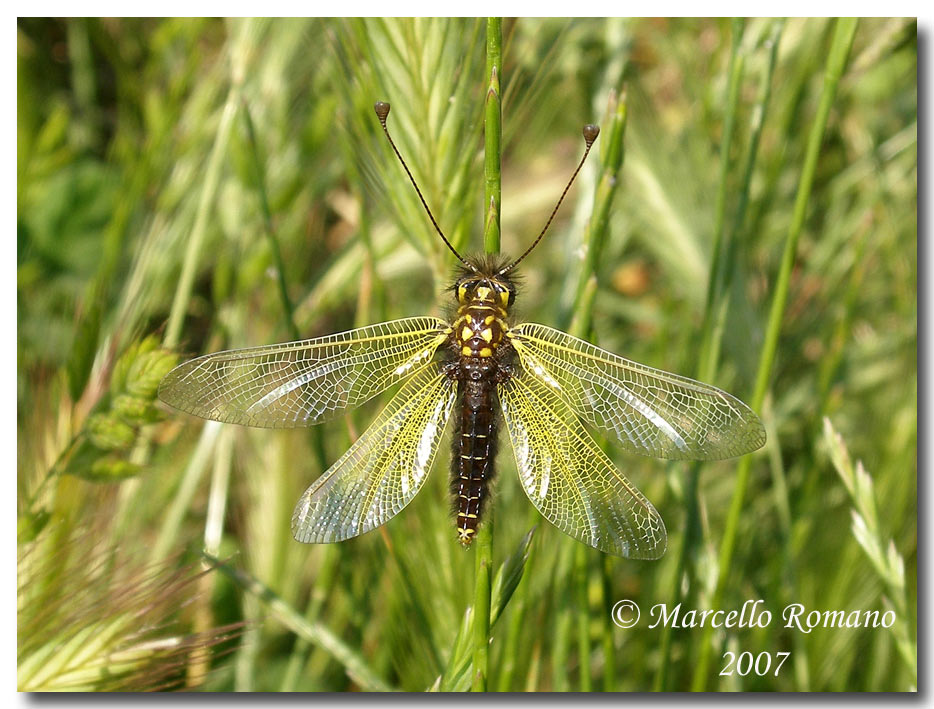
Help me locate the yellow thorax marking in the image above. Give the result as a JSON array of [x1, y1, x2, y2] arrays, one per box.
[[479, 347, 493, 358], [461, 325, 473, 341], [484, 315, 495, 325], [480, 328, 493, 342], [461, 304, 502, 315]]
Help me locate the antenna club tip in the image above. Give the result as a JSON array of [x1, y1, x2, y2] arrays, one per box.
[[374, 101, 391, 122], [583, 124, 600, 145]]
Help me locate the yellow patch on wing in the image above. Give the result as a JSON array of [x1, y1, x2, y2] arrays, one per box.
[[290, 366, 456, 544]]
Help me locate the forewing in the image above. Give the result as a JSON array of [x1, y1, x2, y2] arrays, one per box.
[[508, 323, 765, 461], [292, 364, 455, 543], [158, 317, 449, 428], [499, 368, 666, 559]]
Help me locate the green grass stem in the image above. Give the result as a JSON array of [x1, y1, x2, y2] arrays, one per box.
[[562, 88, 628, 692], [471, 19, 502, 693], [690, 18, 859, 689], [599, 554, 616, 691], [655, 20, 747, 689], [574, 543, 591, 690], [697, 18, 747, 382], [240, 99, 300, 341], [550, 544, 574, 691], [483, 18, 502, 255], [240, 94, 332, 479], [439, 529, 533, 691], [471, 519, 493, 691], [568, 89, 628, 339], [65, 19, 99, 151], [163, 92, 239, 350], [279, 546, 339, 691], [203, 426, 234, 556], [149, 422, 221, 564]]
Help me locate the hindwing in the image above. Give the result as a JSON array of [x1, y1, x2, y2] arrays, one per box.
[[292, 365, 456, 543], [499, 366, 666, 559]]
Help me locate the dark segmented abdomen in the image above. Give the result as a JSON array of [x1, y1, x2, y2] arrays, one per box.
[[451, 375, 498, 546]]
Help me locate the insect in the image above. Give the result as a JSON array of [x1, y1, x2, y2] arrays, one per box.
[[158, 101, 766, 559]]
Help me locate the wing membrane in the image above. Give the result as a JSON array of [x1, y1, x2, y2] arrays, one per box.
[[158, 317, 449, 428], [500, 368, 666, 558], [508, 323, 765, 460], [292, 364, 455, 543]]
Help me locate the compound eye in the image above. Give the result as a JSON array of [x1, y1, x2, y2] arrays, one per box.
[[496, 286, 515, 308]]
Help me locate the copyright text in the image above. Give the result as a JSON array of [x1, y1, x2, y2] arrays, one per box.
[[644, 600, 895, 633]]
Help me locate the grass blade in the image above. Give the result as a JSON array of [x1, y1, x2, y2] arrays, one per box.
[[203, 553, 395, 692], [691, 18, 859, 689], [656, 19, 747, 689]]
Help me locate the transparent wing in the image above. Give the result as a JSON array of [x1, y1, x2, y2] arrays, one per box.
[[158, 317, 449, 428], [508, 323, 766, 461], [499, 368, 666, 559], [292, 364, 455, 543]]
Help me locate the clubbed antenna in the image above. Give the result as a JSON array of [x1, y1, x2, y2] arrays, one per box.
[[497, 124, 600, 275], [374, 101, 477, 272]]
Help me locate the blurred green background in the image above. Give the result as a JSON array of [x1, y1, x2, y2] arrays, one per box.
[[17, 18, 916, 691]]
